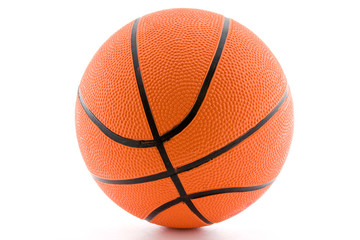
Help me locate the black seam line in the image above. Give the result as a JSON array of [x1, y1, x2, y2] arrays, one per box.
[[145, 180, 274, 222], [160, 17, 230, 143], [176, 85, 289, 174], [182, 198, 212, 224], [91, 171, 169, 185], [189, 179, 275, 199], [145, 198, 182, 222], [131, 18, 212, 225], [91, 85, 289, 185], [77, 18, 230, 148], [78, 88, 157, 148]]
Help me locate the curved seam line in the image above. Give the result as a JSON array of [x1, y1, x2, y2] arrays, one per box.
[[131, 17, 212, 225], [176, 85, 289, 174], [78, 88, 157, 148], [145, 180, 274, 222], [189, 179, 275, 199], [92, 171, 169, 185], [91, 85, 289, 185], [159, 17, 230, 143], [77, 17, 229, 148], [144, 198, 182, 222]]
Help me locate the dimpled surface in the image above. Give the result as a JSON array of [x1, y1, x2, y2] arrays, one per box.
[[137, 9, 223, 135], [79, 21, 152, 140], [151, 202, 208, 228], [164, 19, 288, 168], [192, 187, 271, 223], [178, 92, 293, 194], [95, 178, 179, 219], [75, 99, 166, 179], [75, 8, 294, 229]]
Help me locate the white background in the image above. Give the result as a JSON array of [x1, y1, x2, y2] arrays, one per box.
[[1, 0, 359, 239]]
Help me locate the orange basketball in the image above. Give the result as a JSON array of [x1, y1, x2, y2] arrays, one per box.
[[75, 8, 293, 228]]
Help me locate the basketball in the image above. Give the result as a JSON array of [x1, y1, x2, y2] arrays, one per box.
[[75, 8, 293, 228]]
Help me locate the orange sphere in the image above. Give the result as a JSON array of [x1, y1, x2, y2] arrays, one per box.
[[75, 8, 293, 228]]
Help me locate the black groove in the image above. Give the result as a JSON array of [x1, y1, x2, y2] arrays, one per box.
[[78, 18, 230, 149], [90, 85, 289, 186], [131, 18, 163, 145], [92, 171, 169, 185], [145, 198, 182, 222], [131, 18, 212, 225], [189, 179, 275, 199], [160, 17, 230, 143], [182, 198, 213, 224], [176, 86, 289, 174], [78, 88, 157, 148], [145, 180, 274, 222]]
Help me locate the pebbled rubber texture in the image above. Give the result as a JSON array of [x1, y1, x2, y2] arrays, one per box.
[[75, 98, 167, 180], [151, 202, 208, 229], [192, 187, 271, 223], [178, 91, 293, 194], [136, 10, 224, 136], [164, 18, 288, 168], [94, 177, 179, 219], [75, 8, 294, 228], [78, 21, 152, 141]]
